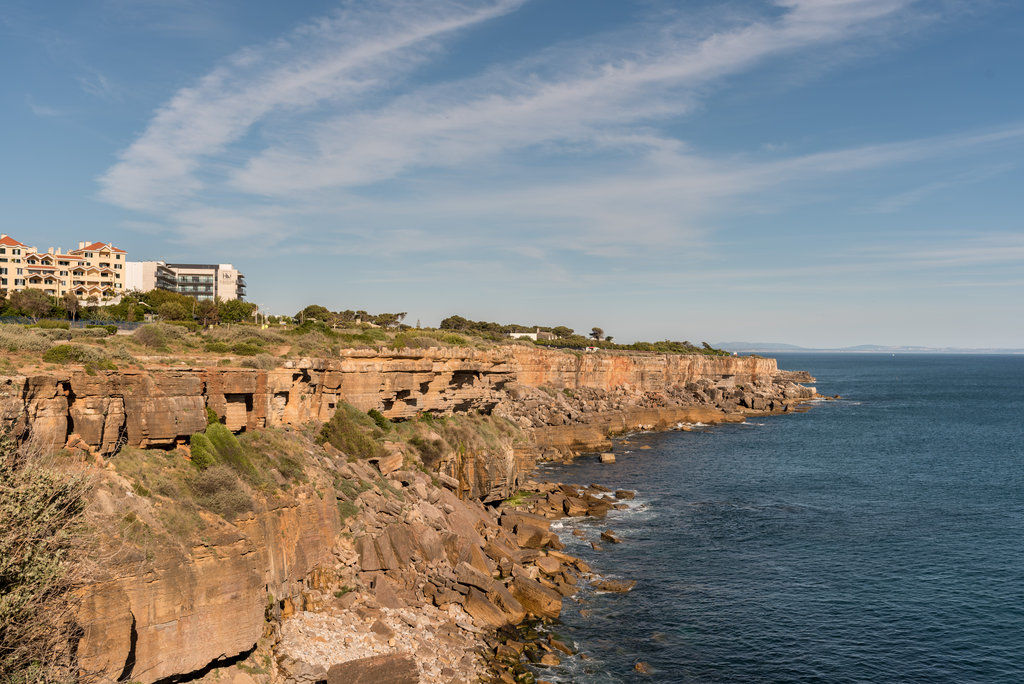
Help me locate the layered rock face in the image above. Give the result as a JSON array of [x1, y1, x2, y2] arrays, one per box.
[[0, 347, 807, 457], [0, 348, 515, 455], [510, 347, 783, 391], [78, 491, 340, 682]]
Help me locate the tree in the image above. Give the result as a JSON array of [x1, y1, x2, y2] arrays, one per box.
[[157, 301, 191, 321], [60, 292, 80, 321], [439, 315, 470, 331], [220, 299, 257, 324], [551, 326, 574, 338], [295, 304, 331, 323], [196, 299, 220, 326], [590, 327, 604, 341], [373, 312, 406, 328], [10, 290, 53, 322], [605, 336, 614, 343]]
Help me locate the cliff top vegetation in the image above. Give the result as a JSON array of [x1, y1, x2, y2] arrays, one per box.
[[0, 291, 731, 375]]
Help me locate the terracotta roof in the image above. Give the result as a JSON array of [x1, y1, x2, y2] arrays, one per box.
[[27, 264, 57, 270], [70, 241, 126, 254], [0, 235, 27, 247]]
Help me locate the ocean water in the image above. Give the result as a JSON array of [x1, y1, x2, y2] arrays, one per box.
[[536, 354, 1024, 683]]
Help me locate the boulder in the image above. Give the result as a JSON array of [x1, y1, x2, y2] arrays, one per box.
[[326, 654, 419, 684], [599, 453, 615, 463], [514, 524, 551, 549], [562, 497, 588, 517], [511, 575, 562, 619], [600, 530, 622, 544], [488, 583, 526, 624], [356, 536, 384, 571], [455, 561, 495, 593], [592, 578, 636, 593], [535, 556, 561, 575], [464, 588, 509, 629]]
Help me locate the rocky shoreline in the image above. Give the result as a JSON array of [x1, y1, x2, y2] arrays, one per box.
[[2, 347, 820, 682]]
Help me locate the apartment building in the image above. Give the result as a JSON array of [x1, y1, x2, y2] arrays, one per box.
[[0, 234, 126, 300], [125, 261, 246, 301]]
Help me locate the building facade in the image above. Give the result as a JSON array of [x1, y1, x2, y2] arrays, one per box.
[[0, 234, 126, 300], [125, 261, 246, 301]]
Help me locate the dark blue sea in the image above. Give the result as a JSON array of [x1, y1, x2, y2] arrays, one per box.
[[537, 354, 1024, 683]]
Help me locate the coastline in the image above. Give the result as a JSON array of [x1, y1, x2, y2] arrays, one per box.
[[1, 347, 820, 682], [485, 392, 826, 680]]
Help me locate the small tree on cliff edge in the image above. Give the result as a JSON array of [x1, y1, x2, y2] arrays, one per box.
[[60, 292, 79, 321], [590, 327, 604, 341], [10, 289, 53, 322]]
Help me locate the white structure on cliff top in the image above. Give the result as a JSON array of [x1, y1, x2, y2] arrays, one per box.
[[0, 233, 126, 301], [126, 260, 246, 300]]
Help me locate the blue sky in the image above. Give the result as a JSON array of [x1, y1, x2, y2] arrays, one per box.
[[2, 0, 1022, 347]]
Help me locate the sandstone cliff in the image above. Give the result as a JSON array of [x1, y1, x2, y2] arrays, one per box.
[[0, 346, 816, 683], [1, 347, 809, 456]]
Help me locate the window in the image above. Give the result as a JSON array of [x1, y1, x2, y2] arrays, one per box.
[[0, 268, 5, 275], [16, 268, 22, 275], [115, 254, 121, 259], [0, 248, 4, 254]]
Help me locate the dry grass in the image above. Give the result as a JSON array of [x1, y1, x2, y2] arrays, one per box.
[[0, 435, 95, 683]]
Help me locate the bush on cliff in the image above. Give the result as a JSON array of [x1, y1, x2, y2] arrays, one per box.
[[0, 326, 52, 353], [368, 409, 392, 432], [186, 465, 254, 520], [189, 433, 217, 470], [408, 435, 445, 469], [0, 437, 91, 680], [204, 423, 259, 481], [318, 403, 384, 460], [133, 323, 185, 349], [42, 343, 116, 372]]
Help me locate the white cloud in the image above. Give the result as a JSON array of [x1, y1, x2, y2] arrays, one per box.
[[98, 0, 527, 211], [228, 0, 918, 196], [26, 95, 61, 117], [98, 0, 1024, 271]]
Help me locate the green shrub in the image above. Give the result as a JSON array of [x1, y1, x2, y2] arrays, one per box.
[[337, 501, 359, 524], [85, 324, 118, 335], [206, 407, 220, 425], [289, 320, 337, 338], [133, 323, 184, 349], [0, 326, 50, 353], [187, 465, 254, 520], [204, 325, 286, 345], [204, 422, 258, 481], [31, 320, 70, 330], [318, 404, 384, 460], [232, 342, 262, 356], [42, 344, 115, 370], [204, 341, 231, 353], [240, 354, 278, 370], [164, 320, 200, 333], [189, 433, 217, 470], [367, 409, 392, 431], [408, 435, 446, 469]]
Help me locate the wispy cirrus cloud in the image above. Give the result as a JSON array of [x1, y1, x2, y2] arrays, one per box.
[[97, 0, 1022, 270], [25, 94, 62, 117], [98, 0, 527, 211]]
